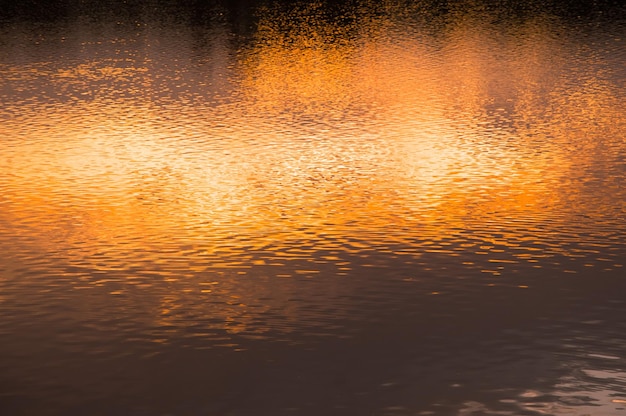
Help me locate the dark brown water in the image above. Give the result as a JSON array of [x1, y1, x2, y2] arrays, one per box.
[[1, 1, 625, 415]]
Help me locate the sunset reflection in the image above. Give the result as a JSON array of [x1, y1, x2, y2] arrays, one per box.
[[2, 8, 624, 271], [1, 2, 625, 415]]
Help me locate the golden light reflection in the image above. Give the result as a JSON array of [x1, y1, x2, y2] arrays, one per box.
[[1, 7, 625, 337], [240, 12, 356, 112], [2, 10, 622, 248]]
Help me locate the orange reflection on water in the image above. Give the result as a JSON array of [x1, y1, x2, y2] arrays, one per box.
[[1, 7, 625, 338], [2, 13, 623, 245], [240, 8, 357, 113]]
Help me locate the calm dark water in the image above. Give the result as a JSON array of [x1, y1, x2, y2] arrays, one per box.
[[1, 1, 625, 415]]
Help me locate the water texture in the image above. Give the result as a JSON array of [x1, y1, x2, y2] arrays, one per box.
[[1, 1, 625, 415]]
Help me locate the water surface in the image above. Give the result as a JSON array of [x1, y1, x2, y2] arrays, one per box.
[[1, 1, 625, 415]]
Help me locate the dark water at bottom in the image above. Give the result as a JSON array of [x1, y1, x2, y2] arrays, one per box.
[[3, 256, 625, 415], [1, 1, 625, 414]]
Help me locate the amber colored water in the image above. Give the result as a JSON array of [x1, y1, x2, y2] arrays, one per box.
[[1, 1, 625, 415]]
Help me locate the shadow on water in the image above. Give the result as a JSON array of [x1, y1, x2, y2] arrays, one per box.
[[2, 0, 626, 23], [1, 0, 626, 415]]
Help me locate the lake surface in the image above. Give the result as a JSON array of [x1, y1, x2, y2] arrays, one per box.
[[1, 1, 625, 415]]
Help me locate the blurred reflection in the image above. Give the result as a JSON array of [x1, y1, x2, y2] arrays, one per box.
[[2, 0, 625, 314], [2, 0, 625, 317], [1, 2, 625, 415]]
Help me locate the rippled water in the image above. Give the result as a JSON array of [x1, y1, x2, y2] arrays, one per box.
[[1, 1, 625, 415]]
